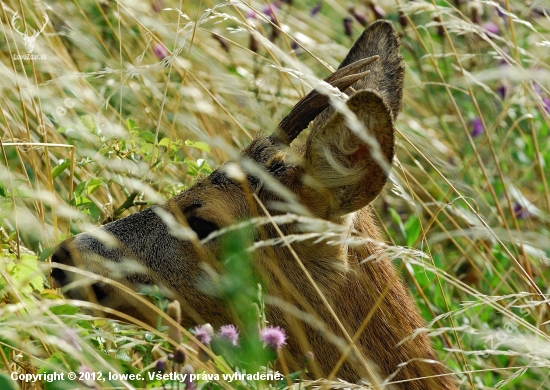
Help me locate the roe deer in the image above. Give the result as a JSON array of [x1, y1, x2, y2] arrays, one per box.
[[51, 21, 456, 389]]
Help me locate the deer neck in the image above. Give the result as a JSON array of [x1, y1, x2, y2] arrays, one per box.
[[271, 206, 455, 388]]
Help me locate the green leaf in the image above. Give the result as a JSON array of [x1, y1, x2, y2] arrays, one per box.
[[115, 349, 132, 362], [276, 371, 302, 389], [185, 139, 210, 153], [50, 304, 80, 315], [86, 178, 103, 195], [88, 202, 102, 221], [404, 215, 422, 247], [74, 181, 88, 198], [40, 289, 64, 300], [52, 160, 71, 179], [126, 118, 138, 131], [0, 336, 17, 371], [39, 353, 78, 390], [140, 142, 153, 155], [80, 115, 97, 132], [158, 137, 172, 147], [0, 373, 19, 390], [39, 246, 56, 261], [388, 208, 406, 240], [138, 285, 166, 301], [185, 159, 199, 177], [139, 131, 156, 143], [5, 254, 44, 294], [73, 196, 92, 207]]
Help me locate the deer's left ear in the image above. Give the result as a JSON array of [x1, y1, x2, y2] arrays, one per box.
[[302, 89, 394, 218]]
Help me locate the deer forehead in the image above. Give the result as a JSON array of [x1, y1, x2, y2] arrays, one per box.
[[172, 136, 302, 219], [171, 177, 247, 226]]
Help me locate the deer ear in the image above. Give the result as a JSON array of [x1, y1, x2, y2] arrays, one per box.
[[302, 89, 394, 218], [311, 20, 404, 132]]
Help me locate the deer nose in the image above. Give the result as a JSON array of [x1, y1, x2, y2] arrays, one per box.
[[50, 237, 76, 287], [51, 236, 110, 302]]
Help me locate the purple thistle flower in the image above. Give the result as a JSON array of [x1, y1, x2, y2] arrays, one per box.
[[174, 347, 186, 364], [496, 84, 507, 99], [433, 15, 444, 38], [532, 6, 548, 18], [399, 10, 407, 28], [60, 328, 82, 351], [249, 35, 259, 53], [155, 359, 167, 373], [534, 83, 550, 112], [78, 365, 98, 389], [303, 351, 315, 366], [193, 324, 214, 345], [217, 324, 239, 346], [185, 379, 196, 390], [212, 33, 230, 53], [513, 203, 530, 219], [496, 4, 506, 18], [448, 156, 457, 166], [349, 7, 368, 27], [152, 43, 169, 60], [262, 3, 278, 18], [78, 365, 93, 376], [152, 0, 164, 13], [483, 21, 500, 36], [270, 19, 281, 41], [343, 17, 353, 37], [470, 117, 484, 137], [182, 364, 196, 390], [260, 326, 287, 350], [310, 2, 322, 17], [371, 4, 386, 20]]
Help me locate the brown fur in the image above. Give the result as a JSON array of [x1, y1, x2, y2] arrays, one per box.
[[51, 21, 456, 389]]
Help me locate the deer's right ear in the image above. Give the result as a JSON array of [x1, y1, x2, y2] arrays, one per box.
[[311, 20, 404, 131], [296, 21, 403, 219], [301, 89, 394, 218]]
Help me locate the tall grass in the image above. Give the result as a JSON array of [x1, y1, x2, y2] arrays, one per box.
[[1, 0, 549, 389]]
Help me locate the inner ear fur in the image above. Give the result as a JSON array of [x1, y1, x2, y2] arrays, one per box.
[[302, 89, 394, 218]]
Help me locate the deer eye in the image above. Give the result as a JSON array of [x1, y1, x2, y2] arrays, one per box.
[[187, 216, 218, 240]]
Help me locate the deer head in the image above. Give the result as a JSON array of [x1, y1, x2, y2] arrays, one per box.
[[51, 21, 456, 389], [11, 12, 49, 54]]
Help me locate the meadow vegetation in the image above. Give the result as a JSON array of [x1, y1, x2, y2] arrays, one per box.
[[1, 0, 549, 389]]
